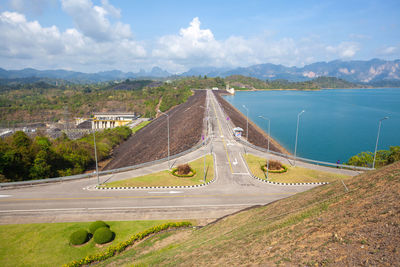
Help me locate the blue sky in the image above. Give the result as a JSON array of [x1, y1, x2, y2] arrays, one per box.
[[0, 0, 399, 73]]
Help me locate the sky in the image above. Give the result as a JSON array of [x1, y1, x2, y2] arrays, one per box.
[[0, 0, 399, 73]]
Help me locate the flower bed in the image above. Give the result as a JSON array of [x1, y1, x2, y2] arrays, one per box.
[[261, 164, 288, 173], [171, 168, 197, 177]]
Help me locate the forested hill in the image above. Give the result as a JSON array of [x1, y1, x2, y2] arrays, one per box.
[[225, 75, 362, 90]]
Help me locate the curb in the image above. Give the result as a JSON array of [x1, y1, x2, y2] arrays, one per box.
[[95, 177, 216, 190], [249, 173, 329, 186], [241, 153, 329, 186], [94, 152, 217, 191]]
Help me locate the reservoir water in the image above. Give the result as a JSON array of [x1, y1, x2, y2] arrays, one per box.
[[223, 88, 400, 163]]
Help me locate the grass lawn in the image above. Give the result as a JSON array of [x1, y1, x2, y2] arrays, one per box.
[[102, 154, 214, 188], [131, 120, 151, 133], [243, 154, 351, 183], [0, 220, 182, 267]]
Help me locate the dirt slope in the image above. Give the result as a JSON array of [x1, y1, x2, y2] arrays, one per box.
[[104, 90, 206, 170], [214, 91, 290, 154], [108, 161, 400, 266]]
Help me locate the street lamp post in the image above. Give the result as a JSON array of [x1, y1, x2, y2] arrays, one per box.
[[373, 116, 389, 169], [92, 127, 100, 186], [242, 105, 249, 141], [258, 115, 270, 179], [200, 101, 210, 183], [294, 110, 305, 166], [158, 110, 170, 169]]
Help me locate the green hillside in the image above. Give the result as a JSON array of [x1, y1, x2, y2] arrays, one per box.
[[225, 75, 362, 90], [99, 161, 400, 266]]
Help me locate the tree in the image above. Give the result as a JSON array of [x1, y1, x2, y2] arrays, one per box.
[[347, 151, 374, 167], [30, 150, 52, 179]]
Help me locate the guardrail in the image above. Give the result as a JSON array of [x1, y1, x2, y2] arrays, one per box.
[[236, 136, 373, 171], [0, 136, 211, 189], [212, 91, 373, 172]]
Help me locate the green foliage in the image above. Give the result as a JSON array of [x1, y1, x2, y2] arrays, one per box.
[[347, 151, 374, 167], [225, 75, 360, 90], [261, 164, 288, 173], [63, 221, 192, 267], [89, 221, 109, 234], [93, 227, 113, 244], [69, 229, 90, 246], [0, 127, 132, 182], [347, 146, 400, 168]]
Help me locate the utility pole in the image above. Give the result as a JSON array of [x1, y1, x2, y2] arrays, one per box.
[[373, 116, 389, 169]]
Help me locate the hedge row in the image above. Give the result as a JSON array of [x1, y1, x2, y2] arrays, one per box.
[[63, 221, 192, 267], [261, 164, 288, 173], [171, 168, 197, 177]]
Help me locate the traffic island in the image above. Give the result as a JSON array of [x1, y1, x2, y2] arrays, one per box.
[[243, 153, 351, 184], [98, 155, 214, 189]]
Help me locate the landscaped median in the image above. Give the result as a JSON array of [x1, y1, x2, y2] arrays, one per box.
[[99, 154, 214, 188], [243, 154, 351, 183]]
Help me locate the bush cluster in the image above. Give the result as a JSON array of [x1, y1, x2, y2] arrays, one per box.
[[89, 220, 109, 234], [69, 229, 90, 246], [266, 160, 283, 170], [63, 221, 192, 267], [177, 164, 191, 175], [347, 146, 400, 168]]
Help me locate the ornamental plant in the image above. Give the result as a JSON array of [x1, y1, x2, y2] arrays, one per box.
[[93, 227, 114, 244], [89, 220, 109, 234], [69, 229, 90, 245], [266, 160, 283, 170], [177, 164, 192, 175]]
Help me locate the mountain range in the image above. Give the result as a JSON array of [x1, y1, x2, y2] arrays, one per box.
[[1, 59, 399, 84]]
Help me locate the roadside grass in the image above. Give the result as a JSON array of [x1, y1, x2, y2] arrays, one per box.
[[243, 154, 351, 183], [0, 220, 175, 267], [131, 121, 151, 133], [102, 154, 214, 188]]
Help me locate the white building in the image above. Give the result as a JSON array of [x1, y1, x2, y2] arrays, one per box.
[[92, 112, 137, 129]]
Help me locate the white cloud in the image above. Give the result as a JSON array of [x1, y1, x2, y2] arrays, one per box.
[[0, 10, 146, 71], [381, 46, 397, 55], [61, 0, 130, 42], [152, 17, 337, 72], [326, 42, 359, 58]]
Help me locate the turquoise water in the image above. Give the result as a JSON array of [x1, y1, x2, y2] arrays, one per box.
[[223, 88, 400, 163]]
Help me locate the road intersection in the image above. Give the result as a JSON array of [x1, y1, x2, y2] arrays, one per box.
[[0, 90, 356, 224]]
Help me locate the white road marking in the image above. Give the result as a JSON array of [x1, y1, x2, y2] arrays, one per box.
[[0, 195, 11, 198], [148, 191, 183, 194], [232, 158, 238, 165], [0, 203, 268, 213]]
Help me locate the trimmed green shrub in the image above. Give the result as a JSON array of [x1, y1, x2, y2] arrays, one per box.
[[63, 221, 192, 267], [93, 227, 113, 244], [89, 220, 109, 234], [69, 229, 90, 245]]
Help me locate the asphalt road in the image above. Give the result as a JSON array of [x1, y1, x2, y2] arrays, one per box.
[[0, 90, 356, 224]]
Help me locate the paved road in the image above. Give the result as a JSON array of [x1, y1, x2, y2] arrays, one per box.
[[0, 90, 356, 224]]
